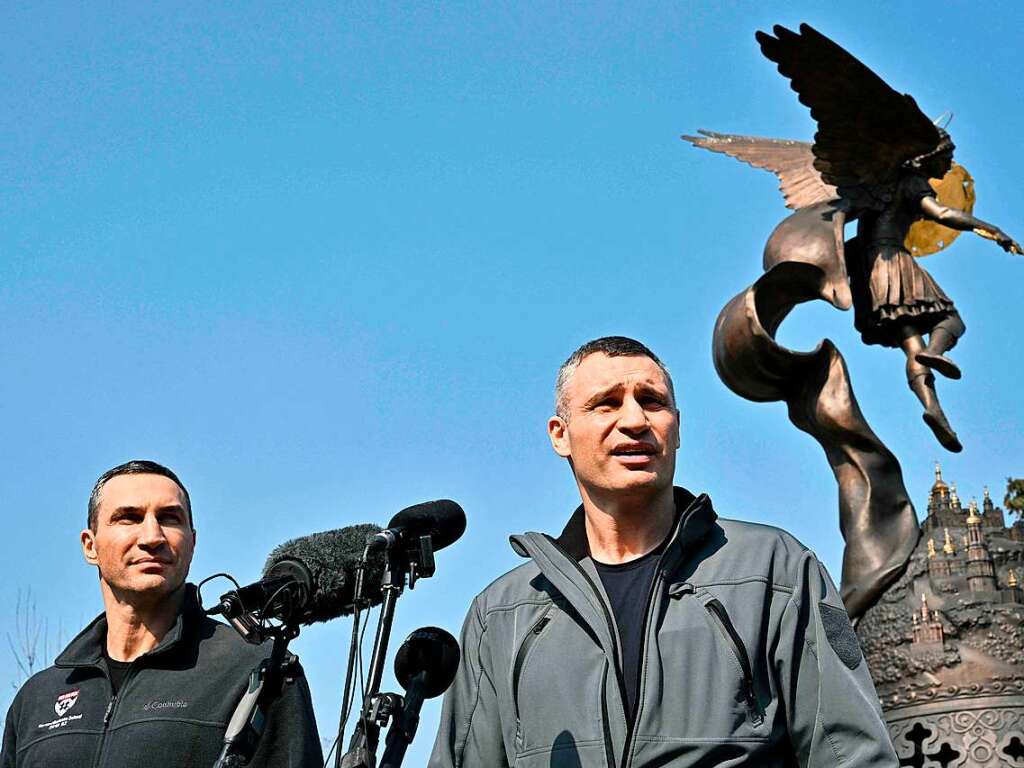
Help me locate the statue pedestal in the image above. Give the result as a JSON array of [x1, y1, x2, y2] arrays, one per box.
[[857, 501, 1024, 766]]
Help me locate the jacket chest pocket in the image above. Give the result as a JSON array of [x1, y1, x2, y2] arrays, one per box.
[[699, 596, 764, 726], [512, 606, 553, 731], [647, 585, 768, 740], [510, 606, 609, 753]]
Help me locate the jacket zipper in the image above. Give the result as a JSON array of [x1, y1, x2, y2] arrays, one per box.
[[549, 541, 629, 766], [90, 664, 140, 768], [703, 599, 764, 725], [543, 528, 682, 768], [91, 694, 116, 768], [91, 684, 116, 768], [600, 663, 615, 768], [512, 608, 552, 725], [102, 696, 116, 725], [618, 561, 666, 768]]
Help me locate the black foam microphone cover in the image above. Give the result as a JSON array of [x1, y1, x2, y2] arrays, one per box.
[[262, 523, 385, 624], [387, 500, 466, 552], [394, 626, 461, 699]]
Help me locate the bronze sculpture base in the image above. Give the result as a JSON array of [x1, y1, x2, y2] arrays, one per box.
[[857, 479, 1024, 766]]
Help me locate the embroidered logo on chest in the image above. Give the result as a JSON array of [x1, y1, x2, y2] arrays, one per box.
[[54, 690, 79, 717]]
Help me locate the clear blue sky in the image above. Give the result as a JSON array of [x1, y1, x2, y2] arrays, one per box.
[[3, 2, 1024, 763]]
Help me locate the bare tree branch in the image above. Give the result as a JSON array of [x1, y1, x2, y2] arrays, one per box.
[[6, 588, 64, 690]]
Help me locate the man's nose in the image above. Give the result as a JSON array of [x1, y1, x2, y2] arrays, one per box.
[[617, 396, 649, 433], [138, 515, 168, 548]]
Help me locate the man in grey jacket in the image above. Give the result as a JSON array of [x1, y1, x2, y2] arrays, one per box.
[[430, 336, 898, 767]]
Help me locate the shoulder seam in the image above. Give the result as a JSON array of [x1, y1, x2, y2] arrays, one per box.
[[482, 599, 552, 617], [690, 576, 795, 592], [454, 609, 489, 766]]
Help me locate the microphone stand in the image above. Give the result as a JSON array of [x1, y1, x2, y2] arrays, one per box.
[[212, 623, 300, 768], [337, 535, 436, 768], [380, 626, 461, 768], [378, 672, 427, 768]]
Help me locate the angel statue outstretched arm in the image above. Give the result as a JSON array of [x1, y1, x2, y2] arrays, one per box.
[[917, 194, 1022, 254]]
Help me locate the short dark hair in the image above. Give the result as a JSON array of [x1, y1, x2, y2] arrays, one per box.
[[87, 460, 193, 530], [555, 336, 676, 420]]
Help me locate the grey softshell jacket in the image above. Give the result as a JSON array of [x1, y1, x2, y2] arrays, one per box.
[[429, 488, 897, 767], [1, 585, 323, 768]]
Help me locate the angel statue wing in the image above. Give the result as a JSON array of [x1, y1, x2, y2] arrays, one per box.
[[681, 130, 837, 210], [756, 23, 942, 194]]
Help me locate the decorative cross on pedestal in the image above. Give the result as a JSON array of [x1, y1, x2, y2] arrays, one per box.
[[897, 722, 962, 768], [896, 720, 1024, 767]]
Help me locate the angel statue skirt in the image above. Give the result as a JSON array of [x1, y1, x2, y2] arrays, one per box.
[[850, 238, 956, 347]]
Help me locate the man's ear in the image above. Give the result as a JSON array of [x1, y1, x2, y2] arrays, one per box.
[[673, 408, 681, 449], [81, 528, 99, 566], [548, 415, 572, 458]]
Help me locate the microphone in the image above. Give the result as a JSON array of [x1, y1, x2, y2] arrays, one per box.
[[393, 626, 460, 698], [379, 627, 460, 768], [367, 500, 466, 554], [208, 523, 386, 627]]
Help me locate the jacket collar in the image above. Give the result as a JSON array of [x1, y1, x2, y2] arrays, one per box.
[[508, 487, 718, 671], [55, 584, 201, 669], [551, 486, 716, 561]]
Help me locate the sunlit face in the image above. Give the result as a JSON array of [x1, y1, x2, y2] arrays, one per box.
[[548, 353, 680, 499], [81, 474, 195, 604]]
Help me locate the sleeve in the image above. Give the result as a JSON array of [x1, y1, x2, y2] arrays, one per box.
[[773, 550, 899, 767], [902, 174, 936, 202], [428, 596, 509, 768], [1, 699, 17, 768], [250, 662, 324, 768]]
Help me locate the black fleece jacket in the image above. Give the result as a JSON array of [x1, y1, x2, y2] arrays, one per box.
[[1, 585, 323, 768]]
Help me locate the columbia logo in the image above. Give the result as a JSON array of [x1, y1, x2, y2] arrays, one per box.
[[143, 700, 189, 711]]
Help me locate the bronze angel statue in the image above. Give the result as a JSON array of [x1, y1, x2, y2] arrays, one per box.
[[686, 23, 1021, 455]]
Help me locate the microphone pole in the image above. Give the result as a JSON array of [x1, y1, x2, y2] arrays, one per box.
[[338, 548, 404, 768], [378, 672, 426, 768], [336, 500, 463, 768], [212, 621, 301, 767], [339, 532, 436, 768], [378, 627, 460, 768]]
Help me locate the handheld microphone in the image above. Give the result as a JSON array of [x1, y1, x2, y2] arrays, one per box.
[[207, 523, 386, 627], [367, 500, 466, 553]]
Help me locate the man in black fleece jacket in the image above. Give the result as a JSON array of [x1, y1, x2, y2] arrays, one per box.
[[1, 460, 323, 768]]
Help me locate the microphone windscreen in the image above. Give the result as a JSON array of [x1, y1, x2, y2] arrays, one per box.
[[263, 523, 384, 624], [387, 500, 466, 552]]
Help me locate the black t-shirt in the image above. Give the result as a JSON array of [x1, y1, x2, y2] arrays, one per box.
[[594, 538, 667, 719], [103, 649, 133, 696]]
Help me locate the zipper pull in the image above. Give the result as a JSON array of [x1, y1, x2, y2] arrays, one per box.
[[103, 696, 116, 727], [533, 617, 550, 634], [667, 582, 694, 599], [745, 685, 765, 726]]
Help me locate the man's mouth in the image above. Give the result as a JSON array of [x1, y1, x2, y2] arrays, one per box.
[[611, 443, 658, 463]]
